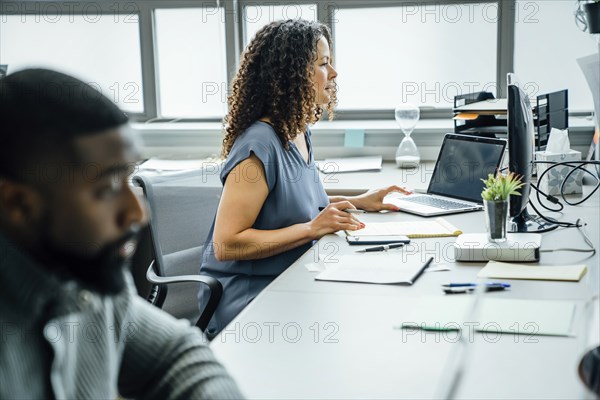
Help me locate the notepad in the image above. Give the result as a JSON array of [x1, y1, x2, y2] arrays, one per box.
[[315, 254, 430, 285], [317, 156, 382, 173], [401, 297, 576, 337], [478, 261, 588, 282], [346, 218, 462, 239]]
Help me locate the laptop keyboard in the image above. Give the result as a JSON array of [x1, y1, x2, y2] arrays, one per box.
[[403, 196, 475, 210]]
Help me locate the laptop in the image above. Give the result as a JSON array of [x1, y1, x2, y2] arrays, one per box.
[[386, 133, 507, 217]]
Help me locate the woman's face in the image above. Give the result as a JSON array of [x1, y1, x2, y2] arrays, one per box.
[[313, 36, 337, 106]]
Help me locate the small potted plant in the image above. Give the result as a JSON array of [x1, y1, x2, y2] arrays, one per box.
[[581, 0, 600, 34], [481, 172, 524, 242]]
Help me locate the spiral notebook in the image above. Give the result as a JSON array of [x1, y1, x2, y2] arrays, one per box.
[[346, 217, 462, 239]]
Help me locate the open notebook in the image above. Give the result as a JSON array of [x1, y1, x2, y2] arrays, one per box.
[[346, 217, 462, 239]]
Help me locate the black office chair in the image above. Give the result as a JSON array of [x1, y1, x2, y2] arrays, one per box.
[[132, 169, 222, 332], [579, 346, 600, 396]]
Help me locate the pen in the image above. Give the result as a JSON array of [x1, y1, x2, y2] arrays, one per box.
[[318, 206, 365, 214], [444, 286, 509, 294], [409, 257, 434, 285], [442, 283, 511, 288], [355, 242, 406, 253], [344, 209, 366, 214]]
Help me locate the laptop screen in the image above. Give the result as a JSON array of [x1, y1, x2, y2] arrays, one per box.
[[428, 134, 507, 203]]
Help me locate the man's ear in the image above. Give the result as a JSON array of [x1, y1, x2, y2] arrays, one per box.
[[0, 178, 44, 228]]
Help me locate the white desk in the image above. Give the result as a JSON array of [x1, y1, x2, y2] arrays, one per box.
[[210, 163, 600, 399]]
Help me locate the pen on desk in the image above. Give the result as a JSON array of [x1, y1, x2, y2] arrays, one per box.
[[355, 243, 406, 253], [318, 206, 366, 214], [409, 257, 434, 285], [442, 283, 511, 288], [344, 208, 366, 214], [444, 285, 509, 294]]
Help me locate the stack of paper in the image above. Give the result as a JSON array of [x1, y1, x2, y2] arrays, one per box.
[[453, 99, 508, 115]]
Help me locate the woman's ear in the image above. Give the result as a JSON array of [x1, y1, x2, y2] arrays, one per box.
[[0, 178, 45, 228]]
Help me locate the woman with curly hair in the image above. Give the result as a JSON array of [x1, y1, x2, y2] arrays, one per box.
[[199, 19, 409, 337]]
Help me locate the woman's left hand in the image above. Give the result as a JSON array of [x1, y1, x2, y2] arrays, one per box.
[[349, 185, 412, 212]]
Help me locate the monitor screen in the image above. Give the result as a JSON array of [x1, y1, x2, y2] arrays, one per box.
[[507, 74, 535, 217], [506, 73, 557, 232]]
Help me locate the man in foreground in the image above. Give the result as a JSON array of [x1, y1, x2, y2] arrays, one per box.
[[0, 68, 243, 399]]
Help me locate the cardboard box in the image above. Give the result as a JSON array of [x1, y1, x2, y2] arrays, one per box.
[[535, 150, 582, 195]]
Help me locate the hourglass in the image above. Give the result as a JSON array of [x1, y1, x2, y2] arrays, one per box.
[[394, 103, 420, 168]]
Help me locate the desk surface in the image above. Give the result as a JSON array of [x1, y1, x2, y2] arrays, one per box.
[[210, 163, 600, 399]]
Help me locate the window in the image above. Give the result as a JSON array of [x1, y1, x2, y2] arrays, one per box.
[[154, 8, 228, 118], [514, 0, 597, 112], [0, 13, 144, 113], [243, 4, 318, 47], [1, 0, 594, 123], [333, 3, 498, 110]]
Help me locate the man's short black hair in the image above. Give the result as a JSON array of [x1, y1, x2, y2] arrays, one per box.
[[0, 68, 128, 181]]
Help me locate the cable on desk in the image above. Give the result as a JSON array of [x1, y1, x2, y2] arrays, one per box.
[[526, 160, 600, 228], [539, 218, 597, 255], [532, 160, 600, 209], [528, 200, 580, 228]]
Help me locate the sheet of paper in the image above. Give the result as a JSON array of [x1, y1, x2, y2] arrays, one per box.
[[315, 253, 426, 284], [401, 297, 576, 337], [305, 262, 325, 272], [477, 298, 576, 337], [453, 99, 507, 113], [478, 261, 588, 282], [317, 156, 382, 173], [138, 158, 220, 172], [401, 297, 470, 331]]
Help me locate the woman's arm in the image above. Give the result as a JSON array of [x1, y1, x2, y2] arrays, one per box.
[[213, 154, 363, 261], [329, 185, 412, 212]]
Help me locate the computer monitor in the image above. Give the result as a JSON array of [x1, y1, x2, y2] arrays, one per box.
[[506, 73, 557, 232]]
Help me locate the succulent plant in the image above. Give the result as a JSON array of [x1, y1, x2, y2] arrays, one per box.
[[481, 172, 525, 201]]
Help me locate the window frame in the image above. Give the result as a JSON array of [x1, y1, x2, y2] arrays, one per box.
[[0, 1, 150, 116], [1, 0, 592, 123]]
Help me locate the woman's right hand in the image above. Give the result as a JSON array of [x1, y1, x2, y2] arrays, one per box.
[[307, 201, 365, 239]]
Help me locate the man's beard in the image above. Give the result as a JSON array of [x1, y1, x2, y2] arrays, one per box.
[[37, 225, 141, 296]]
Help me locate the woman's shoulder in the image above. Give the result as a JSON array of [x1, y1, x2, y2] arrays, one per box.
[[240, 121, 279, 142], [228, 121, 284, 160], [228, 121, 281, 155]]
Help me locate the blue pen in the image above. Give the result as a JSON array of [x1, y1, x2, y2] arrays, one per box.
[[442, 283, 511, 288], [444, 286, 509, 294]]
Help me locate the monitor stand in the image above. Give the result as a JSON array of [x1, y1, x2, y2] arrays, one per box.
[[508, 208, 558, 233]]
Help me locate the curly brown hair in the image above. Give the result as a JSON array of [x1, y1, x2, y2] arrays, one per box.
[[221, 19, 337, 158]]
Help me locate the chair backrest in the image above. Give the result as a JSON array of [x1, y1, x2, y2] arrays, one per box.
[[133, 168, 222, 323]]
